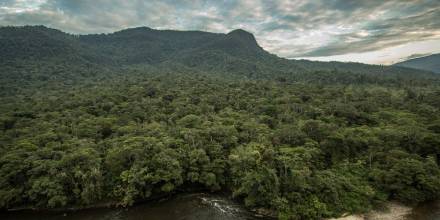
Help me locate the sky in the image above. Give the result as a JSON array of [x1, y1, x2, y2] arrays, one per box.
[[1, 0, 439, 65]]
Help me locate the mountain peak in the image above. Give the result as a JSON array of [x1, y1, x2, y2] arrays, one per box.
[[227, 29, 255, 39], [227, 29, 252, 35], [225, 29, 260, 49]]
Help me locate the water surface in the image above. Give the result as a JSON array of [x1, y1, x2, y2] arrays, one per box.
[[1, 194, 438, 220], [0, 193, 261, 220]]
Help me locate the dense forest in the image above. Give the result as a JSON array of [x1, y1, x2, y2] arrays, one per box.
[[1, 26, 440, 219]]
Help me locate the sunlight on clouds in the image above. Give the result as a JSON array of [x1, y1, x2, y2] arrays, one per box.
[[296, 39, 440, 65], [0, 0, 46, 13]]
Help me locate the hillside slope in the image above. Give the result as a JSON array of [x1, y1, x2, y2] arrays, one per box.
[[1, 26, 437, 82], [394, 54, 440, 73]]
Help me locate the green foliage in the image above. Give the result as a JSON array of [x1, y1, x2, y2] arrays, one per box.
[[0, 25, 439, 219], [370, 151, 440, 204]]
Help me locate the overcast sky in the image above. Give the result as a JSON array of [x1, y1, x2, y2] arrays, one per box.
[[1, 0, 439, 64]]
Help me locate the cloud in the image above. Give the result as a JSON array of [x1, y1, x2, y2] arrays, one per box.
[[1, 0, 439, 64], [302, 7, 440, 57], [402, 53, 433, 61]]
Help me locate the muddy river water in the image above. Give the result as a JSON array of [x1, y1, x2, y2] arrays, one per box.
[[0, 193, 438, 220]]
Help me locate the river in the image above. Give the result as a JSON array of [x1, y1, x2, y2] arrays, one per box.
[[0, 194, 438, 220], [0, 193, 264, 220]]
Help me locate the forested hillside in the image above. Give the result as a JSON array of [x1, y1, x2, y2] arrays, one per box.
[[394, 53, 440, 73], [1, 26, 438, 90], [1, 26, 440, 219]]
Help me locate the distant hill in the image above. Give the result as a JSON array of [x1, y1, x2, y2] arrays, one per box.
[[0, 25, 438, 89], [394, 54, 440, 73]]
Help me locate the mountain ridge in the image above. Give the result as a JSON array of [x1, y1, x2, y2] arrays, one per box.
[[0, 25, 438, 84], [393, 53, 440, 73]]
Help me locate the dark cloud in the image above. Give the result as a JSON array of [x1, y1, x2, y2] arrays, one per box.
[[0, 0, 439, 62]]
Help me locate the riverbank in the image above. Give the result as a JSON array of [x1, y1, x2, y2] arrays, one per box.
[[330, 202, 412, 220], [5, 186, 212, 212], [3, 194, 439, 220]]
